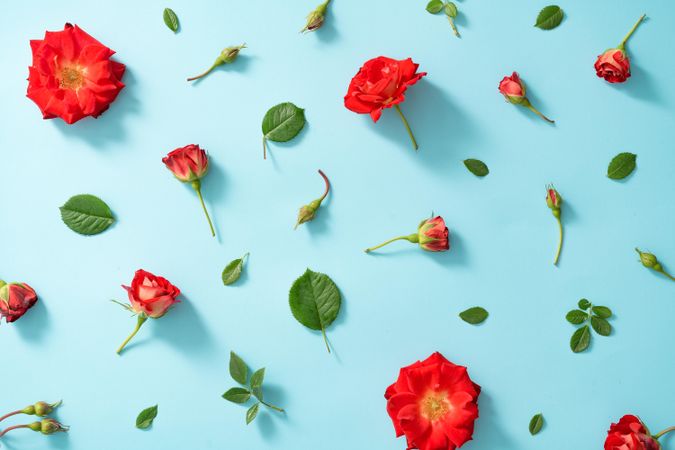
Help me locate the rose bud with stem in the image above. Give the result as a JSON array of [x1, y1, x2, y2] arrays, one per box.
[[635, 248, 675, 282], [301, 0, 331, 33], [365, 216, 449, 253], [546, 185, 564, 265], [0, 419, 69, 439], [295, 170, 330, 229], [187, 44, 246, 82], [0, 401, 61, 422], [499, 72, 554, 123]]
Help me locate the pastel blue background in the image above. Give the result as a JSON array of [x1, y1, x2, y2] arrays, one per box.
[[1, 1, 674, 449]]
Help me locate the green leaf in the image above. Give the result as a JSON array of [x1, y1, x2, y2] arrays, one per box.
[[252, 386, 264, 401], [229, 351, 248, 385], [250, 368, 265, 389], [222, 253, 248, 286], [426, 0, 443, 14], [246, 403, 259, 425], [591, 316, 612, 336], [578, 299, 591, 310], [60, 194, 115, 236], [163, 8, 179, 32], [591, 306, 612, 319], [607, 152, 637, 180], [570, 325, 591, 353], [459, 307, 489, 325], [444, 2, 458, 18], [222, 387, 251, 404], [262, 102, 306, 143], [289, 268, 341, 352], [565, 310, 588, 325], [535, 5, 564, 30], [529, 413, 544, 435], [463, 159, 489, 177], [136, 405, 158, 429]]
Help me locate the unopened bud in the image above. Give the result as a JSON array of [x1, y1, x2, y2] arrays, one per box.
[[301, 0, 331, 33], [40, 418, 69, 435], [216, 44, 246, 66], [34, 400, 61, 417], [636, 248, 661, 270]]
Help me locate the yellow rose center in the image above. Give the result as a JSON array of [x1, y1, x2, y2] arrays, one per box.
[[59, 66, 84, 90], [420, 391, 450, 421]]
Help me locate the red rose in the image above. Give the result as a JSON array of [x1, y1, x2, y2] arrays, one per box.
[[123, 269, 180, 319], [419, 216, 450, 252], [0, 281, 38, 323], [605, 415, 661, 450], [26, 23, 125, 124], [385, 352, 481, 450], [498, 72, 526, 104], [344, 56, 426, 150], [163, 144, 209, 182], [595, 49, 631, 83]]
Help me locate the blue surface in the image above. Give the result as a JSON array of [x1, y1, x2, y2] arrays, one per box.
[[1, 1, 675, 449]]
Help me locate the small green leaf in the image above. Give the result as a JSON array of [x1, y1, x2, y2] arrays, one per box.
[[222, 387, 251, 404], [535, 5, 564, 30], [591, 306, 612, 319], [529, 413, 544, 435], [607, 152, 637, 180], [459, 307, 489, 325], [60, 194, 115, 236], [163, 8, 179, 32], [565, 310, 587, 325], [222, 253, 248, 286], [246, 403, 260, 425], [570, 325, 591, 353], [578, 299, 591, 310], [463, 159, 489, 177], [426, 0, 443, 14], [251, 368, 265, 389], [591, 316, 612, 336], [229, 351, 248, 385], [262, 102, 306, 143], [136, 405, 158, 429], [444, 2, 458, 18], [289, 269, 341, 352]]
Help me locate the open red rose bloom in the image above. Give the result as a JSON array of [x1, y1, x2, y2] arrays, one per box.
[[344, 56, 426, 122], [27, 23, 125, 124], [123, 269, 180, 319], [605, 415, 661, 450], [595, 49, 631, 83], [385, 352, 481, 450]]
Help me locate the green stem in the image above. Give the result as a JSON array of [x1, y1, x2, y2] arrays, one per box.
[[554, 217, 563, 265], [0, 411, 22, 423], [653, 426, 675, 440], [447, 16, 460, 37], [321, 328, 331, 353], [116, 315, 147, 355], [365, 234, 417, 253], [187, 64, 217, 82], [657, 268, 675, 282], [619, 14, 646, 50], [192, 181, 216, 237], [0, 424, 29, 438], [261, 401, 285, 413], [527, 104, 555, 123], [317, 169, 330, 201], [394, 104, 419, 150], [262, 137, 268, 160]]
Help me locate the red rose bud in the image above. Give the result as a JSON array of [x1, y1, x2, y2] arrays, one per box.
[[115, 270, 181, 355], [26, 23, 125, 124], [636, 248, 675, 282], [365, 215, 450, 253], [595, 14, 646, 84], [385, 352, 480, 450], [345, 56, 426, 150], [187, 44, 246, 82], [163, 145, 215, 237], [604, 415, 669, 450], [545, 185, 564, 265], [0, 281, 38, 323], [295, 170, 330, 229], [498, 72, 554, 123], [301, 0, 331, 33]]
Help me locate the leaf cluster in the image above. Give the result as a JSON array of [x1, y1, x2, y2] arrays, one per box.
[[567, 299, 613, 353]]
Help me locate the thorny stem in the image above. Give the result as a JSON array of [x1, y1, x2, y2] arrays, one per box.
[[394, 105, 419, 150]]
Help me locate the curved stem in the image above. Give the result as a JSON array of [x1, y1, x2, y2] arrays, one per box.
[[116, 315, 147, 355], [262, 137, 268, 160], [527, 104, 555, 123], [261, 401, 285, 413], [394, 105, 419, 150], [619, 14, 646, 49], [317, 170, 330, 201], [654, 426, 675, 440], [447, 16, 460, 37], [192, 181, 216, 237], [657, 268, 675, 282], [0, 411, 22, 423], [0, 425, 29, 438], [554, 217, 563, 265], [321, 328, 331, 353], [365, 234, 416, 253], [187, 64, 216, 82]]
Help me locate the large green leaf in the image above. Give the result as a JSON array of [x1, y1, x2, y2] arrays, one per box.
[[591, 306, 612, 319], [607, 152, 637, 180], [60, 194, 115, 236], [535, 5, 564, 30], [570, 325, 591, 353], [163, 8, 179, 32], [426, 0, 443, 14], [459, 307, 488, 324], [222, 253, 248, 286], [529, 413, 544, 435], [463, 159, 489, 177], [222, 387, 251, 404], [591, 317, 612, 336], [565, 310, 587, 325], [289, 269, 341, 352], [262, 102, 306, 143], [136, 405, 158, 429], [229, 351, 248, 385]]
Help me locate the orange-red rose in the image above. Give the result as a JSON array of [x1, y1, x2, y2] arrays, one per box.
[[595, 49, 631, 83], [123, 269, 180, 319], [605, 415, 660, 450], [385, 352, 481, 450], [418, 216, 450, 252], [27, 23, 125, 124], [0, 281, 38, 323], [163, 144, 209, 183]]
